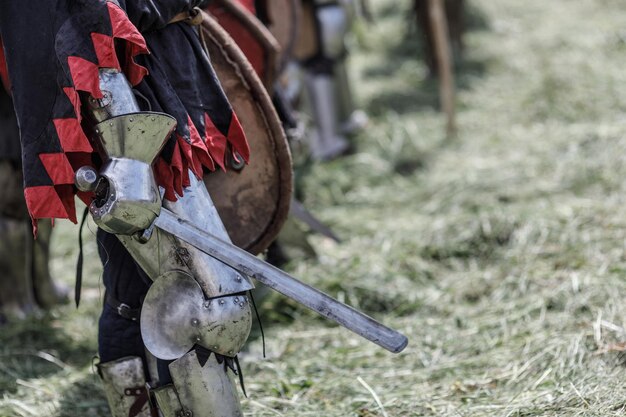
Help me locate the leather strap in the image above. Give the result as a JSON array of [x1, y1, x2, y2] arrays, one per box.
[[168, 7, 203, 26], [106, 291, 141, 322]]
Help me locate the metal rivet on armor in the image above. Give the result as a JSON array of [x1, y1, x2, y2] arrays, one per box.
[[228, 350, 234, 355], [191, 318, 199, 326], [109, 122, 113, 126], [136, 389, 142, 395], [240, 302, 245, 308], [125, 389, 131, 395], [151, 117, 155, 121], [95, 129, 100, 133], [185, 411, 192, 417], [129, 118, 133, 122], [236, 276, 242, 282], [213, 346, 218, 350], [203, 301, 211, 308], [196, 336, 201, 342], [219, 300, 225, 305], [234, 297, 239, 303]]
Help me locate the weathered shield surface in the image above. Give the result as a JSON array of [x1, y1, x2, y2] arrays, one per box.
[[205, 0, 280, 91], [265, 0, 302, 72], [201, 12, 293, 255]]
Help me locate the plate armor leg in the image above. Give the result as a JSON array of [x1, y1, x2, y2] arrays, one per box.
[[304, 71, 350, 160], [97, 357, 155, 417], [82, 68, 253, 416], [301, 0, 366, 160], [153, 350, 243, 417]]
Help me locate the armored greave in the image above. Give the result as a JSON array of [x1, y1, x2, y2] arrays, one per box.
[[153, 350, 243, 417], [304, 72, 350, 161], [98, 357, 155, 417]]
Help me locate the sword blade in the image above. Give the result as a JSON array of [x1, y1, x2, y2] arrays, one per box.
[[290, 198, 342, 243], [155, 209, 408, 354]]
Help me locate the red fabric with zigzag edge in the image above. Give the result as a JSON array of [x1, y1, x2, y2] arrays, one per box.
[[26, 2, 149, 223]]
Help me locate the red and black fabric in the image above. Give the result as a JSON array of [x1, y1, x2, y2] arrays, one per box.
[[0, 0, 249, 225], [132, 18, 249, 201]]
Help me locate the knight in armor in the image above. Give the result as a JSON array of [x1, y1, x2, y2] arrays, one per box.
[[1, 1, 407, 415], [293, 0, 368, 161], [1, 1, 253, 415]]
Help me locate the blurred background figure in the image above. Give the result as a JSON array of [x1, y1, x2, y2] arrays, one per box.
[[293, 0, 368, 161], [0, 85, 69, 323]]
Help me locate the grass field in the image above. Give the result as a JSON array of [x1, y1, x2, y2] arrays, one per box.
[[3, 0, 626, 415]]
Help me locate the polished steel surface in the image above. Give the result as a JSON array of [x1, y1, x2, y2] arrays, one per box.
[[155, 208, 409, 354], [90, 113, 176, 234], [117, 173, 254, 298], [84, 68, 178, 235], [152, 385, 188, 417], [141, 270, 251, 360], [93, 113, 175, 162], [88, 68, 141, 123], [155, 350, 243, 417], [74, 166, 99, 192], [98, 356, 152, 417], [91, 158, 161, 234]]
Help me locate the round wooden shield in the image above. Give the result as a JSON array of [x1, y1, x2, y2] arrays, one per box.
[[204, 0, 280, 91], [200, 12, 293, 255]]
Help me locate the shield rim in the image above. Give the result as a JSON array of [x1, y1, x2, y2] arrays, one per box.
[[207, 0, 280, 91], [201, 11, 293, 255]]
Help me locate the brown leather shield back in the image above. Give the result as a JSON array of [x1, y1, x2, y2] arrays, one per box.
[[200, 12, 293, 255], [205, 0, 280, 91]]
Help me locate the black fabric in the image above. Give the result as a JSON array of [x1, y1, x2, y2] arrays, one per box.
[[0, 1, 107, 188], [96, 229, 174, 385], [133, 23, 233, 148], [0, 88, 20, 162], [254, 0, 270, 26], [96, 229, 151, 363], [105, 292, 141, 321], [0, 89, 27, 219], [119, 0, 199, 33]]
